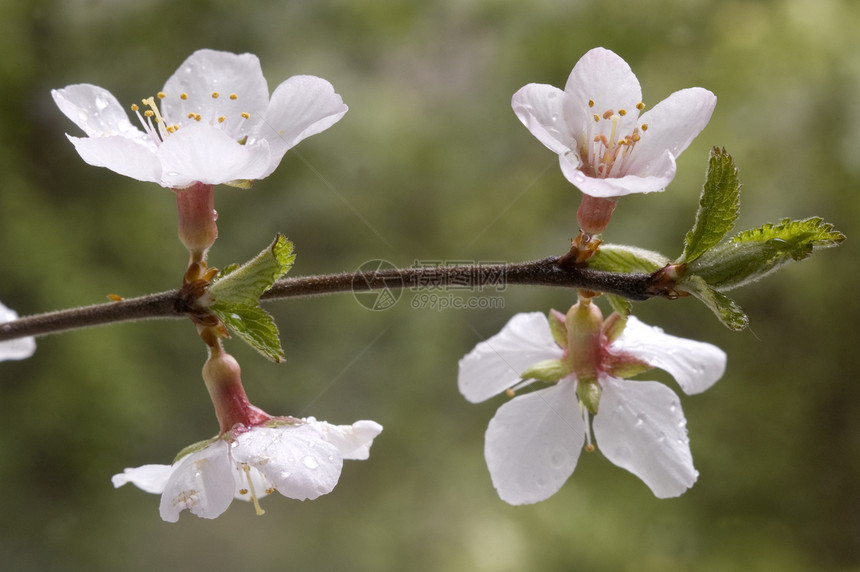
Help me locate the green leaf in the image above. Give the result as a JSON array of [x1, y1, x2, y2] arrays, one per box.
[[212, 304, 285, 363], [208, 234, 295, 305], [606, 294, 633, 317], [204, 234, 296, 363], [587, 244, 669, 274], [680, 147, 741, 264], [687, 217, 845, 291], [677, 275, 749, 331]]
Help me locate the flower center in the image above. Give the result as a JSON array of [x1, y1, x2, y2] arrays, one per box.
[[130, 90, 252, 146], [578, 100, 649, 179]]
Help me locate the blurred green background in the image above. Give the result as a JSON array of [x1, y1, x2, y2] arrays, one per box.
[[0, 0, 857, 570]]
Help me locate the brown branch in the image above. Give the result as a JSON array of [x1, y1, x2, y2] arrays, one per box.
[[0, 258, 657, 342]]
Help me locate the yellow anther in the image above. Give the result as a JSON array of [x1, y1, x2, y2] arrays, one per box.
[[229, 93, 238, 100], [632, 134, 641, 142], [157, 91, 166, 99], [593, 114, 600, 122], [239, 488, 248, 495], [618, 109, 627, 116], [641, 123, 649, 131], [218, 116, 226, 123], [585, 444, 595, 452], [130, 103, 139, 111], [588, 99, 594, 108], [144, 110, 154, 117], [187, 112, 196, 119], [266, 487, 275, 495], [636, 102, 645, 110], [602, 110, 614, 120], [180, 93, 188, 100], [211, 91, 220, 99], [505, 388, 516, 397], [240, 112, 250, 119]]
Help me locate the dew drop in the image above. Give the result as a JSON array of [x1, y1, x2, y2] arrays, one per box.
[[301, 455, 319, 470], [95, 96, 110, 111]]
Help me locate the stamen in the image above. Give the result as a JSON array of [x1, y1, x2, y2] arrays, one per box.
[[240, 112, 250, 120], [229, 93, 238, 100], [156, 91, 166, 99], [602, 110, 614, 120], [618, 109, 627, 116], [641, 123, 649, 131], [144, 110, 154, 118], [242, 463, 265, 516], [505, 387, 516, 397], [130, 104, 139, 111], [180, 93, 188, 100], [636, 102, 645, 110], [211, 91, 220, 99], [218, 116, 226, 123], [588, 99, 594, 108], [593, 114, 600, 123]]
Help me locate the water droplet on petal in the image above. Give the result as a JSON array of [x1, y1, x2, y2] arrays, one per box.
[[301, 455, 319, 470]]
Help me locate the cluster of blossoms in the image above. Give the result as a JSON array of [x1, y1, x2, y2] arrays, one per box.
[[454, 47, 724, 503], [0, 46, 727, 519], [50, 50, 381, 522]]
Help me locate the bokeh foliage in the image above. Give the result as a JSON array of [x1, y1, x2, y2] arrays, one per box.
[[0, 0, 857, 570]]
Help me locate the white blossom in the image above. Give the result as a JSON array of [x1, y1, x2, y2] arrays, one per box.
[[458, 312, 725, 504], [0, 301, 35, 361], [512, 47, 716, 198], [112, 417, 382, 522], [53, 49, 347, 189]]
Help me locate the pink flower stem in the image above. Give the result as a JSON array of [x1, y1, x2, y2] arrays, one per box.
[[175, 182, 218, 268], [202, 341, 270, 434]]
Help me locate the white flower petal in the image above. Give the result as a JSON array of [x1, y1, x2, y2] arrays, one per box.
[[157, 125, 271, 188], [611, 316, 727, 394], [159, 441, 235, 522], [627, 87, 717, 174], [252, 75, 348, 177], [66, 134, 162, 184], [563, 47, 643, 137], [458, 312, 564, 403], [511, 83, 574, 155], [51, 84, 151, 143], [305, 419, 384, 461], [560, 153, 675, 198], [485, 381, 584, 505], [0, 302, 35, 361], [161, 49, 270, 135], [234, 424, 344, 501], [111, 464, 173, 494], [593, 377, 697, 498]]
